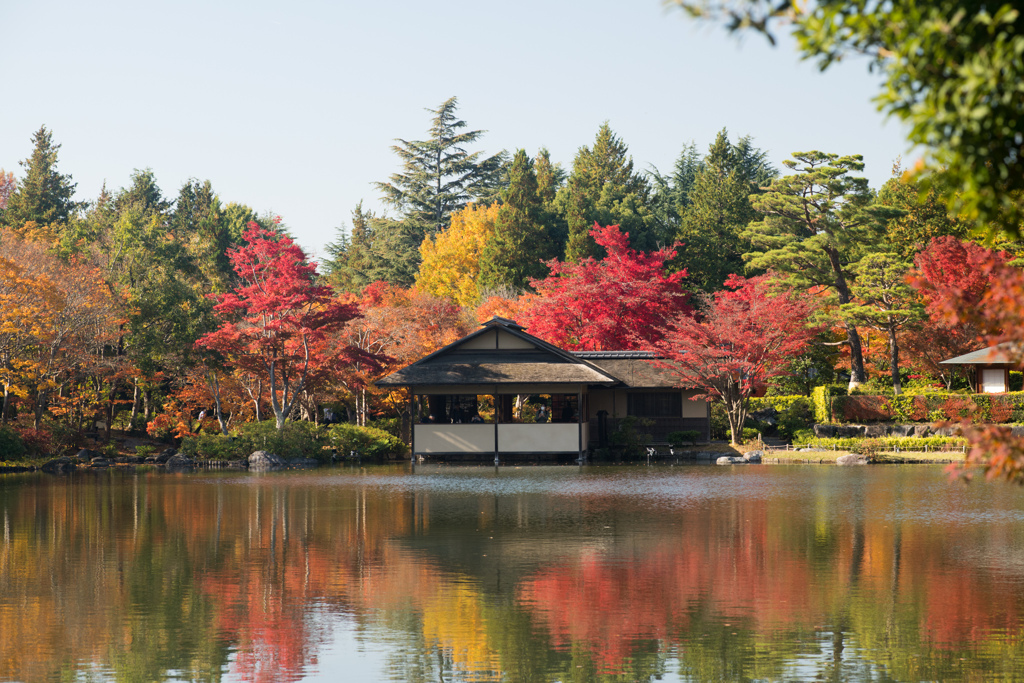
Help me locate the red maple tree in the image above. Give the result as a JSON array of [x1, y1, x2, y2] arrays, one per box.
[[521, 223, 688, 350], [196, 222, 368, 429], [904, 237, 1012, 389], [656, 274, 818, 444], [917, 240, 1024, 483]]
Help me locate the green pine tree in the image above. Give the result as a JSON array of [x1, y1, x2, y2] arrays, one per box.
[[479, 150, 553, 291], [556, 123, 653, 261], [324, 202, 379, 293], [676, 130, 764, 291], [3, 125, 83, 235], [744, 151, 890, 389], [374, 96, 507, 237]]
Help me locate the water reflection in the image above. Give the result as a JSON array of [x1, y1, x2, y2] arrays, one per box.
[[1, 465, 1024, 681]]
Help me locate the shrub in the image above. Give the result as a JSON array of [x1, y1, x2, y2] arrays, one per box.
[[710, 403, 729, 440], [851, 437, 886, 459], [0, 426, 26, 461], [146, 414, 176, 442], [940, 395, 979, 421], [181, 420, 331, 461], [1011, 371, 1023, 392], [13, 427, 53, 458], [327, 423, 406, 461], [134, 444, 157, 459], [667, 429, 701, 445], [742, 427, 760, 442], [777, 398, 814, 439], [367, 417, 402, 440]]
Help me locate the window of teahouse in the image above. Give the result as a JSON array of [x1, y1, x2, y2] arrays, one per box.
[[416, 395, 494, 423], [627, 392, 682, 418]]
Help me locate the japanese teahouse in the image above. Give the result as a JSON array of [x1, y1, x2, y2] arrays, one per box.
[[376, 317, 709, 462], [941, 343, 1021, 393]]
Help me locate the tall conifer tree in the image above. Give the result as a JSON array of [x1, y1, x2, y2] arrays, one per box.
[[556, 123, 652, 261], [676, 131, 765, 291], [3, 126, 82, 235], [480, 150, 553, 291], [374, 96, 507, 236]]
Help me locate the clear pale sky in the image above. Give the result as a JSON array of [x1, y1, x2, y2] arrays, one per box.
[[0, 0, 910, 261]]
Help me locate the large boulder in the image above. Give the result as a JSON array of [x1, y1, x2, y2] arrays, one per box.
[[75, 448, 94, 461], [165, 454, 195, 470], [41, 457, 77, 474], [151, 448, 176, 464], [836, 425, 866, 438], [836, 453, 870, 466], [743, 450, 764, 463], [864, 424, 888, 438], [813, 424, 837, 438], [888, 424, 915, 437], [716, 455, 747, 465], [913, 424, 933, 437], [748, 407, 778, 426], [249, 450, 286, 470]]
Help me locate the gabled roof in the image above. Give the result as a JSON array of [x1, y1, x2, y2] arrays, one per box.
[[375, 317, 620, 387], [941, 343, 1021, 365]]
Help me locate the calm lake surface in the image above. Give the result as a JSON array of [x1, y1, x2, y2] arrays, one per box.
[[2, 464, 1024, 682]]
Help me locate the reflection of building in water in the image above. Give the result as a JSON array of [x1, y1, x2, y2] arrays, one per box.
[[378, 316, 710, 462]]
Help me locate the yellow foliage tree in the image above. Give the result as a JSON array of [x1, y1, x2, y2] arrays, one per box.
[[416, 203, 499, 307]]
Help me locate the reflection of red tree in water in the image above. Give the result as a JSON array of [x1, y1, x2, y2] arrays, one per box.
[[516, 507, 817, 673], [922, 568, 1020, 648]]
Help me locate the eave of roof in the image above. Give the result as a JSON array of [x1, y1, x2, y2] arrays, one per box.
[[375, 317, 620, 387], [940, 343, 1019, 365]]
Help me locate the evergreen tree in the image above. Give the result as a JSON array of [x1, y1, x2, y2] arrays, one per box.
[[533, 148, 569, 257], [479, 150, 553, 291], [556, 123, 653, 261], [374, 96, 507, 236], [172, 179, 233, 291], [876, 162, 971, 260], [840, 253, 925, 395], [3, 126, 83, 236], [676, 130, 769, 291], [324, 202, 378, 293], [743, 151, 889, 389], [649, 142, 702, 241]]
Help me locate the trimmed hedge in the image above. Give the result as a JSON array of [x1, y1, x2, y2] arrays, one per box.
[[812, 385, 848, 424], [828, 391, 1024, 424], [794, 435, 968, 452], [748, 395, 810, 413]]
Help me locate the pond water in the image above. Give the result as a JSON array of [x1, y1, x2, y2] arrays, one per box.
[[2, 463, 1024, 682]]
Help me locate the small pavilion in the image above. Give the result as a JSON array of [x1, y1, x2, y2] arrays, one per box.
[[941, 344, 1021, 393], [376, 317, 709, 462]]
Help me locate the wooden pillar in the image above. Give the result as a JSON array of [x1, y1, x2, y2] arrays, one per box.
[[409, 392, 416, 458], [577, 388, 584, 462]]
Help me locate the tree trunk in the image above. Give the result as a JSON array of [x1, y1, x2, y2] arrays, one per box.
[[209, 372, 229, 436], [826, 246, 867, 389], [129, 380, 140, 430], [889, 326, 902, 395]]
